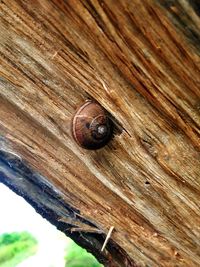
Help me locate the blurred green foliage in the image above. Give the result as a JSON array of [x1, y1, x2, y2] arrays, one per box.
[[0, 231, 103, 267], [65, 240, 103, 267], [0, 231, 38, 267]]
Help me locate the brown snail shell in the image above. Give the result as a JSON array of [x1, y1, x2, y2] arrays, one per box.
[[71, 101, 113, 150]]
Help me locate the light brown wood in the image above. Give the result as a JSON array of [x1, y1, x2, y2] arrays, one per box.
[[0, 1, 199, 266]]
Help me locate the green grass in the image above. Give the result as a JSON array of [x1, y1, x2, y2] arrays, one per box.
[[65, 240, 103, 267], [0, 231, 38, 267]]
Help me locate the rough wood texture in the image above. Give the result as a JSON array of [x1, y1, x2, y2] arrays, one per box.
[[0, 144, 122, 266], [0, 1, 199, 266]]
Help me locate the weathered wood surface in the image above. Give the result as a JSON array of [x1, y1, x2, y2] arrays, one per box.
[[0, 1, 200, 266]]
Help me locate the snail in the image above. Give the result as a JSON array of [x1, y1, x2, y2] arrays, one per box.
[[71, 100, 113, 150]]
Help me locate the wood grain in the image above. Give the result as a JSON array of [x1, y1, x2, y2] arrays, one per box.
[[0, 1, 199, 266]]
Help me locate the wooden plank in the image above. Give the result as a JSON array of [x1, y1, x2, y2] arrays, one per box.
[[0, 1, 199, 266], [0, 141, 125, 266]]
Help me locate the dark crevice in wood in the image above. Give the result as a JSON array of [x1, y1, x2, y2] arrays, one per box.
[[189, 0, 200, 16], [157, 0, 200, 53]]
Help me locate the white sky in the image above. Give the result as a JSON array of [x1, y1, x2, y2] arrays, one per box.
[[0, 183, 70, 267]]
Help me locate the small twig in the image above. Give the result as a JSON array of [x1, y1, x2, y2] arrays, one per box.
[[101, 226, 114, 252]]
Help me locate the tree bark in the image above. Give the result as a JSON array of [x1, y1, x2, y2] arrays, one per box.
[[0, 1, 199, 266]]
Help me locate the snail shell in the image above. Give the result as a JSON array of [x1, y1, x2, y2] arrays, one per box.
[[71, 101, 113, 150]]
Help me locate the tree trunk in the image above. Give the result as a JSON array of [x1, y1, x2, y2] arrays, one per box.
[[0, 1, 199, 266]]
